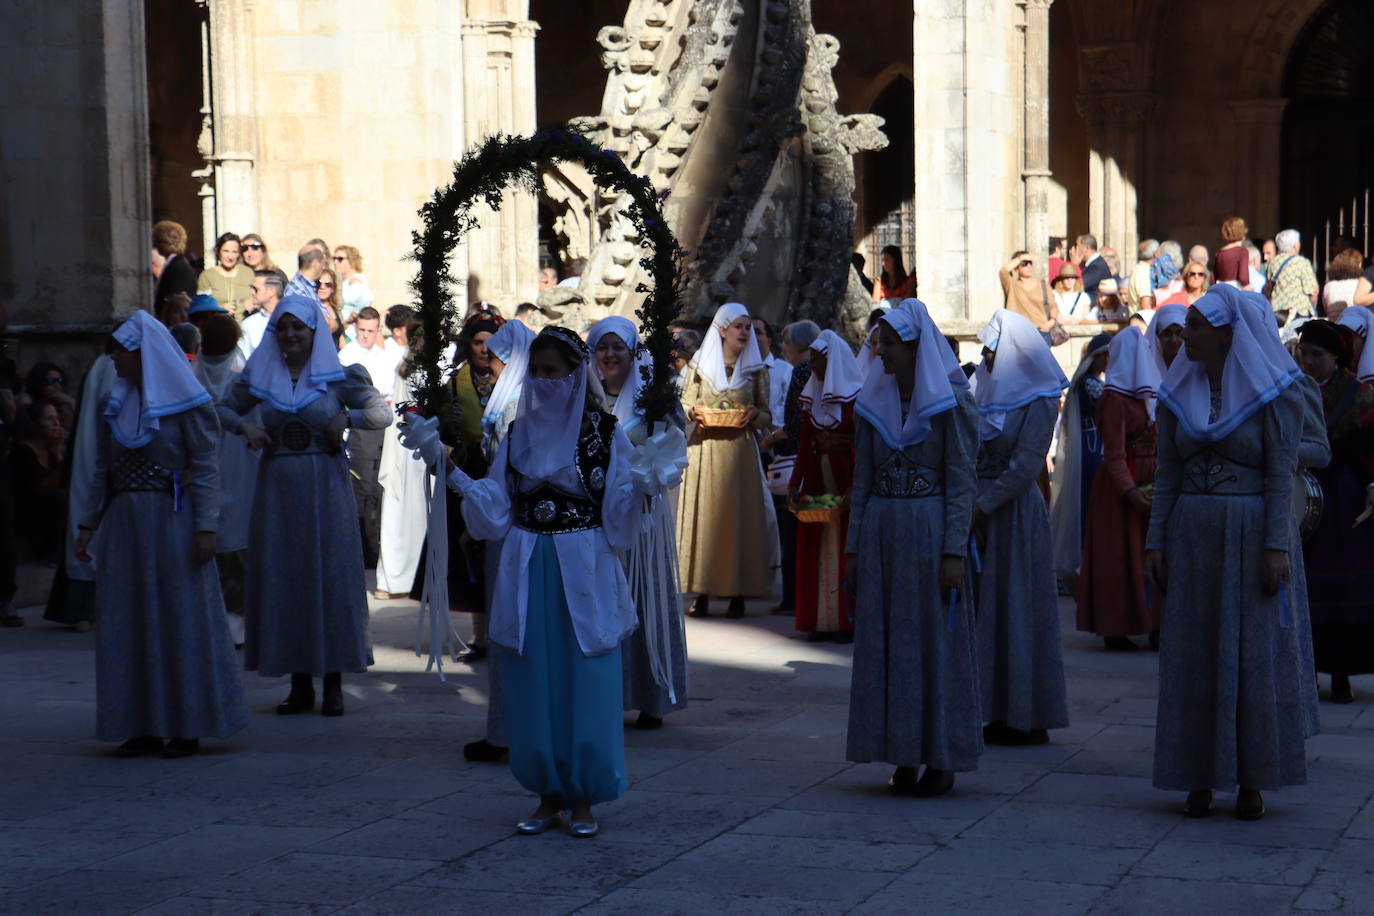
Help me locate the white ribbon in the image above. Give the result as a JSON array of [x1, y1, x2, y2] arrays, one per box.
[[398, 414, 467, 680], [628, 424, 689, 497]]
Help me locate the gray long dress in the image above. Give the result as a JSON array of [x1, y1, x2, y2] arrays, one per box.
[[845, 390, 984, 771], [84, 403, 248, 742], [219, 365, 391, 677], [1149, 385, 1320, 791], [975, 397, 1070, 732], [621, 417, 690, 719]]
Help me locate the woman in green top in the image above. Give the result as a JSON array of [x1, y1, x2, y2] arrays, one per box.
[[197, 233, 255, 318]]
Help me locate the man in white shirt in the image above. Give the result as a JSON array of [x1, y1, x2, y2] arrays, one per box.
[[239, 269, 286, 359], [1128, 239, 1158, 310], [339, 307, 399, 568], [751, 316, 791, 430]]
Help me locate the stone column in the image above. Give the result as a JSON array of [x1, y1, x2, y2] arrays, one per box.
[[1230, 98, 1288, 239], [460, 4, 540, 308], [105, 0, 155, 320], [1077, 94, 1147, 259], [1019, 0, 1054, 273], [207, 0, 261, 239]]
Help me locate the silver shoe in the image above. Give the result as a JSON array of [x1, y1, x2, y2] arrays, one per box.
[[515, 814, 560, 835], [568, 820, 599, 838]]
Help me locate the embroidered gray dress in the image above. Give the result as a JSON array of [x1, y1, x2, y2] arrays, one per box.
[[1149, 384, 1320, 791], [845, 390, 983, 771], [84, 403, 248, 741], [621, 415, 690, 719], [219, 365, 391, 677], [975, 397, 1070, 732]]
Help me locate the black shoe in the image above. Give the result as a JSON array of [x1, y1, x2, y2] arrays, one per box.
[[635, 712, 664, 730], [914, 767, 955, 797], [0, 611, 22, 627], [1148, 630, 1160, 652], [688, 595, 709, 618], [1184, 789, 1214, 818], [1331, 675, 1355, 704], [831, 631, 854, 645], [725, 597, 745, 619], [1104, 637, 1139, 651], [984, 723, 1048, 746], [162, 738, 199, 759], [463, 739, 509, 763], [1235, 788, 1265, 821], [888, 765, 920, 796], [320, 673, 344, 717], [457, 645, 488, 663], [276, 673, 315, 715], [113, 736, 164, 758]]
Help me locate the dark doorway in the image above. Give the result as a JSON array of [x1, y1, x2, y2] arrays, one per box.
[[859, 76, 914, 269], [145, 1, 207, 264], [1282, 0, 1374, 265]]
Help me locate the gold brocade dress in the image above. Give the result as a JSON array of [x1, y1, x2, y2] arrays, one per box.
[[676, 364, 774, 597]]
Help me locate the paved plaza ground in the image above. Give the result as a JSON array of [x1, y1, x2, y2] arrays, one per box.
[[4, 582, 1374, 915]]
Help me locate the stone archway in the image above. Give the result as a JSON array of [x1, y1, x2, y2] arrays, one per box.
[[1279, 0, 1374, 262]]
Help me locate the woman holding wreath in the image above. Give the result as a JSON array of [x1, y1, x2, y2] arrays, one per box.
[[434, 326, 641, 837]]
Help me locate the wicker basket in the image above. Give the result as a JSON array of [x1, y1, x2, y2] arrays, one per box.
[[698, 407, 748, 428], [792, 505, 841, 524]]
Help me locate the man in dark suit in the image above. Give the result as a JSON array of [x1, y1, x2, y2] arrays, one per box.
[[1073, 233, 1111, 295], [153, 220, 198, 312]]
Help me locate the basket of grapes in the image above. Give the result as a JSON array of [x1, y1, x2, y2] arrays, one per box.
[[698, 398, 749, 428], [792, 494, 842, 524]]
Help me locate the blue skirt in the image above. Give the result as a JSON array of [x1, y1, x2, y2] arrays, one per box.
[[502, 535, 626, 804]]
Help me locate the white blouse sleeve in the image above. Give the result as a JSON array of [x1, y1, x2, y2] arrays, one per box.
[[446, 434, 513, 541], [600, 425, 641, 552]]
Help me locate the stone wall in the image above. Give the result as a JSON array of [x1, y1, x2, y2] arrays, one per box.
[[0, 0, 151, 375], [251, 0, 466, 309]]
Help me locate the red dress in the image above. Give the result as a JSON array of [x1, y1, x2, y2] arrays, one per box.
[[789, 402, 856, 634], [1076, 391, 1158, 637]]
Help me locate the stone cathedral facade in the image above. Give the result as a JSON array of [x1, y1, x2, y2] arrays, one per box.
[[1, 0, 1364, 365]]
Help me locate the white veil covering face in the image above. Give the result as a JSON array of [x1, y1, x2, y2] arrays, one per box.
[[1048, 332, 1112, 577], [239, 295, 346, 413], [1157, 285, 1301, 441], [105, 311, 212, 448], [481, 319, 536, 435], [193, 347, 247, 402], [1103, 326, 1162, 404], [585, 315, 650, 428], [689, 302, 765, 393], [1337, 305, 1374, 382], [509, 326, 590, 480], [853, 298, 968, 449], [855, 305, 891, 380], [973, 309, 1070, 440], [799, 330, 864, 429]]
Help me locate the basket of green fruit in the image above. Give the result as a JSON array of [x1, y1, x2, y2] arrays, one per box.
[[698, 398, 749, 428], [792, 494, 842, 523]]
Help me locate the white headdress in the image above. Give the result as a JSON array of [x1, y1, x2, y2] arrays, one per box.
[[854, 299, 968, 449], [974, 309, 1070, 440], [509, 327, 591, 480], [481, 320, 537, 435], [239, 295, 346, 413], [798, 330, 863, 429], [1337, 305, 1374, 382], [1157, 285, 1301, 441], [585, 315, 650, 428], [105, 311, 212, 449], [688, 302, 765, 393], [1103, 326, 1162, 404], [855, 305, 891, 381]]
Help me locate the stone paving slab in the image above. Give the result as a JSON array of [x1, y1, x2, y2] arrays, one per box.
[[3, 595, 1374, 913]]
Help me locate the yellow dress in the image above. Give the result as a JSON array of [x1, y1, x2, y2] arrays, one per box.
[[676, 364, 774, 596]]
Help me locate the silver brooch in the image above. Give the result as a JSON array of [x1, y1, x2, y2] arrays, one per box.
[[589, 467, 606, 491], [533, 500, 557, 522]]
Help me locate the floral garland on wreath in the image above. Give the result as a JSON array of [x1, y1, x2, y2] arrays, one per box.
[[406, 123, 684, 425]]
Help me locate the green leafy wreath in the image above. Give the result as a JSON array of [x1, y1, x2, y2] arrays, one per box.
[[406, 123, 683, 425]]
